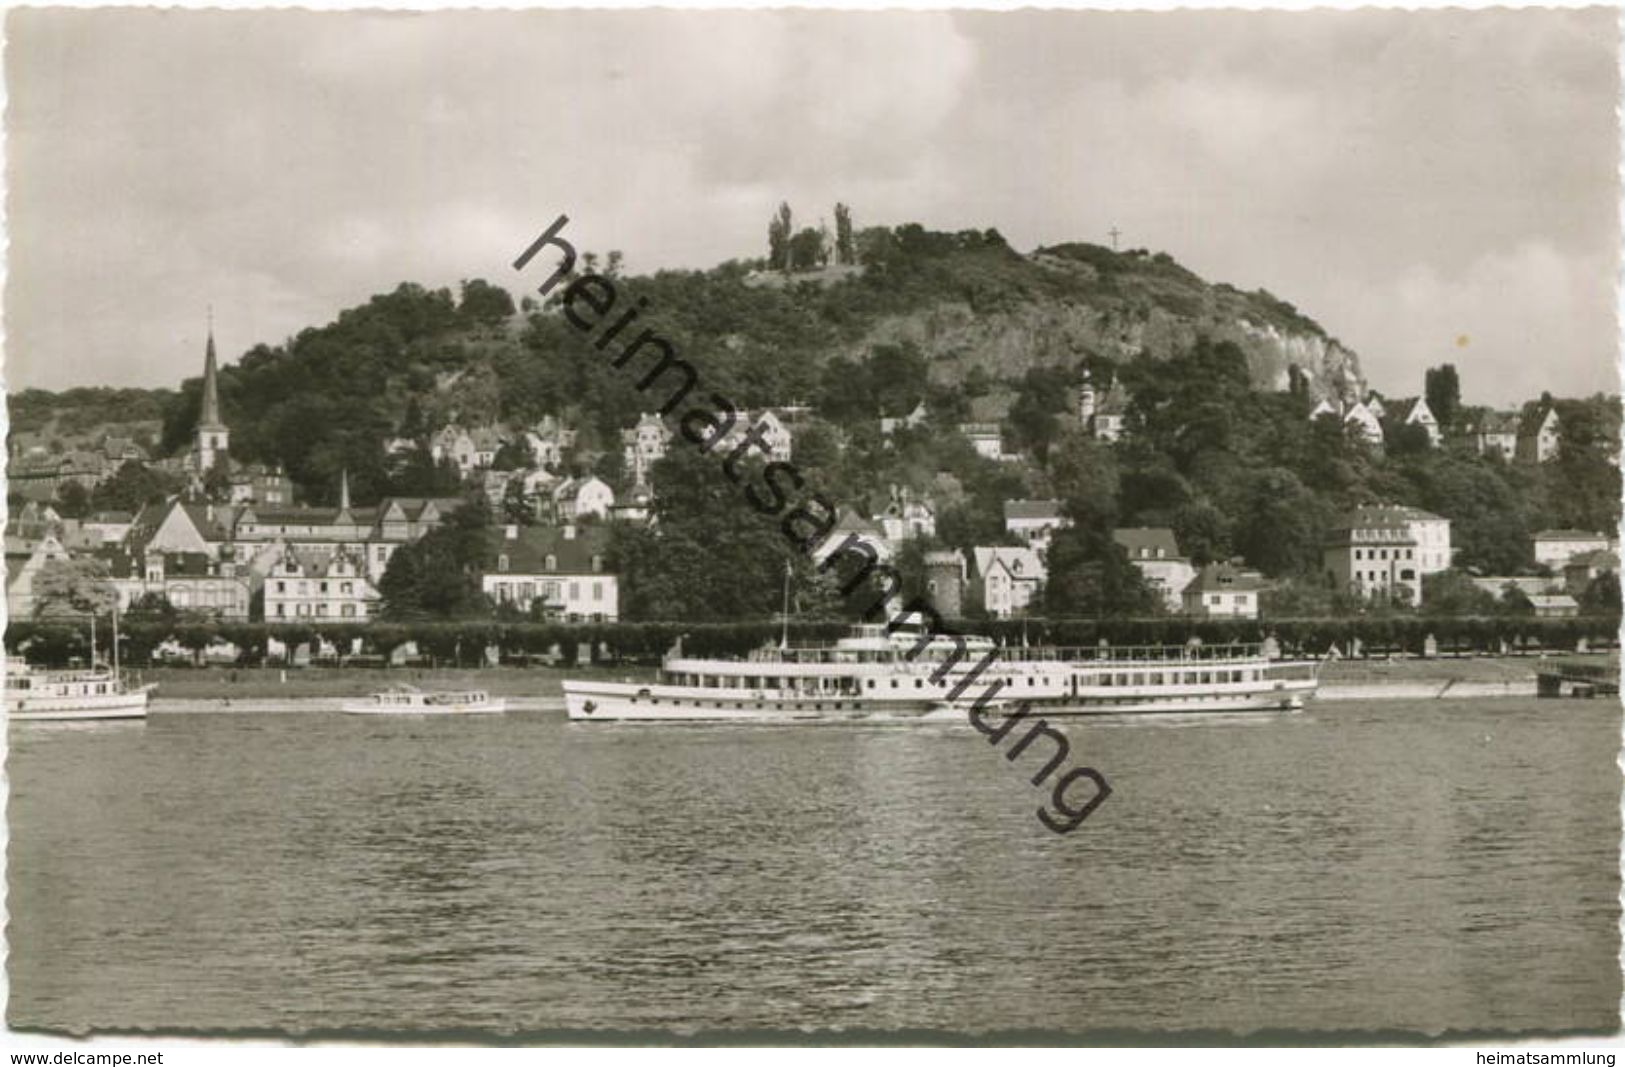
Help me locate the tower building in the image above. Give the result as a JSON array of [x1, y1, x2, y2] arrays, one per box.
[[195, 324, 230, 472]]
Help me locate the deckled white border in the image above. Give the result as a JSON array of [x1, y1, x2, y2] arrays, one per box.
[[0, 0, 1618, 1060]]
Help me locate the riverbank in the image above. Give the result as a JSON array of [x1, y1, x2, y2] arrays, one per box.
[[127, 653, 1618, 711]]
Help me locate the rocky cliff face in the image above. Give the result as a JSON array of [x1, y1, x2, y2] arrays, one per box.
[[845, 244, 1366, 402]]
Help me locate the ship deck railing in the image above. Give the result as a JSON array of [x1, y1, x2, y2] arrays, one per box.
[[719, 643, 1276, 667]]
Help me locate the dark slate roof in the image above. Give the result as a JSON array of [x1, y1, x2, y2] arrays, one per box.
[[483, 525, 612, 575], [968, 391, 1015, 423], [1474, 410, 1521, 435], [1567, 550, 1619, 570], [1004, 499, 1064, 522], [1113, 527, 1182, 559], [377, 496, 469, 522], [1095, 382, 1131, 416], [1182, 563, 1266, 595], [1534, 529, 1608, 541]]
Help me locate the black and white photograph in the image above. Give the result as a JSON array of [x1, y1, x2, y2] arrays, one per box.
[[2, 3, 1621, 1047]]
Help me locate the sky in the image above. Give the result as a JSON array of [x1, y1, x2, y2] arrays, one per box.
[[4, 6, 1618, 406]]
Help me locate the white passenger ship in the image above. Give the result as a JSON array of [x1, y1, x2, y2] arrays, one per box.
[[5, 662, 153, 721], [563, 624, 1320, 722]]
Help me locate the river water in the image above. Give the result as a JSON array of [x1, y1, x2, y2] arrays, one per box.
[[7, 697, 1620, 1038]]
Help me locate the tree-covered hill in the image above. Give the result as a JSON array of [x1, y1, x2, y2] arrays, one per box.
[[87, 222, 1368, 505]]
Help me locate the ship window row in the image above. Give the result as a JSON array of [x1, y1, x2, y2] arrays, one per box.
[[667, 668, 1261, 691], [1094, 669, 1256, 686]]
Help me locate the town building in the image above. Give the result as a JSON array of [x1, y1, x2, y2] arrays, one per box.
[[263, 548, 377, 623], [876, 487, 936, 542], [1518, 404, 1561, 464], [1113, 527, 1197, 613], [1563, 550, 1619, 597], [1181, 562, 1265, 619], [1090, 381, 1130, 442], [958, 423, 1005, 460], [971, 545, 1045, 618], [814, 511, 894, 566], [4, 532, 72, 620], [1004, 499, 1070, 556], [192, 325, 230, 473], [83, 511, 136, 545], [1470, 576, 1561, 602], [1342, 400, 1385, 447], [481, 524, 617, 622], [1532, 529, 1614, 570], [1471, 411, 1520, 460], [1388, 397, 1442, 446], [622, 412, 673, 482], [880, 401, 928, 437], [551, 475, 615, 522], [103, 547, 254, 621], [125, 497, 237, 558], [1523, 593, 1580, 619], [469, 427, 504, 469], [607, 482, 654, 525], [1309, 398, 1386, 448], [431, 426, 481, 472], [125, 484, 467, 585], [924, 550, 967, 618], [714, 410, 795, 464], [1078, 370, 1132, 442], [226, 463, 295, 506], [1322, 504, 1451, 606]]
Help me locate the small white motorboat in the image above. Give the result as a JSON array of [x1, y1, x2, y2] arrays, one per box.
[[342, 686, 506, 716]]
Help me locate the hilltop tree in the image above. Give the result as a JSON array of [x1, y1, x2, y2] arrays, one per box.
[[769, 202, 794, 272], [1425, 363, 1462, 431], [458, 279, 516, 327], [834, 203, 854, 265], [788, 227, 828, 271]]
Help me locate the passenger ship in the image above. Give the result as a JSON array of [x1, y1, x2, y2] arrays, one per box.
[[563, 624, 1320, 722], [5, 662, 153, 722]]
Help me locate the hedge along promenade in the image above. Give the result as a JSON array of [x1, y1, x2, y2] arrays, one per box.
[[5, 615, 1618, 669]]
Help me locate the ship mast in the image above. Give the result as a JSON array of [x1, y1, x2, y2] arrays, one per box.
[[780, 560, 792, 651]]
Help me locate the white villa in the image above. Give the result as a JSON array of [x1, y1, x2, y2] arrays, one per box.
[[481, 524, 618, 622], [1004, 500, 1070, 556], [972, 545, 1045, 618]]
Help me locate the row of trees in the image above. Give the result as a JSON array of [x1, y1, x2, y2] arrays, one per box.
[[766, 201, 856, 272], [7, 614, 1615, 671]]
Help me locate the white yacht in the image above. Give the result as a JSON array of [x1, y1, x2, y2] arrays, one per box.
[[342, 686, 506, 715], [563, 623, 1320, 722], [5, 662, 153, 721]]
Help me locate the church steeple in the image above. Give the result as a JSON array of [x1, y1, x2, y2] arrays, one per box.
[[200, 329, 223, 427], [195, 314, 230, 473]]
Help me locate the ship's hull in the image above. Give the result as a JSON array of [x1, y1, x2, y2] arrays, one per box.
[[563, 677, 1315, 722], [9, 691, 150, 722]]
